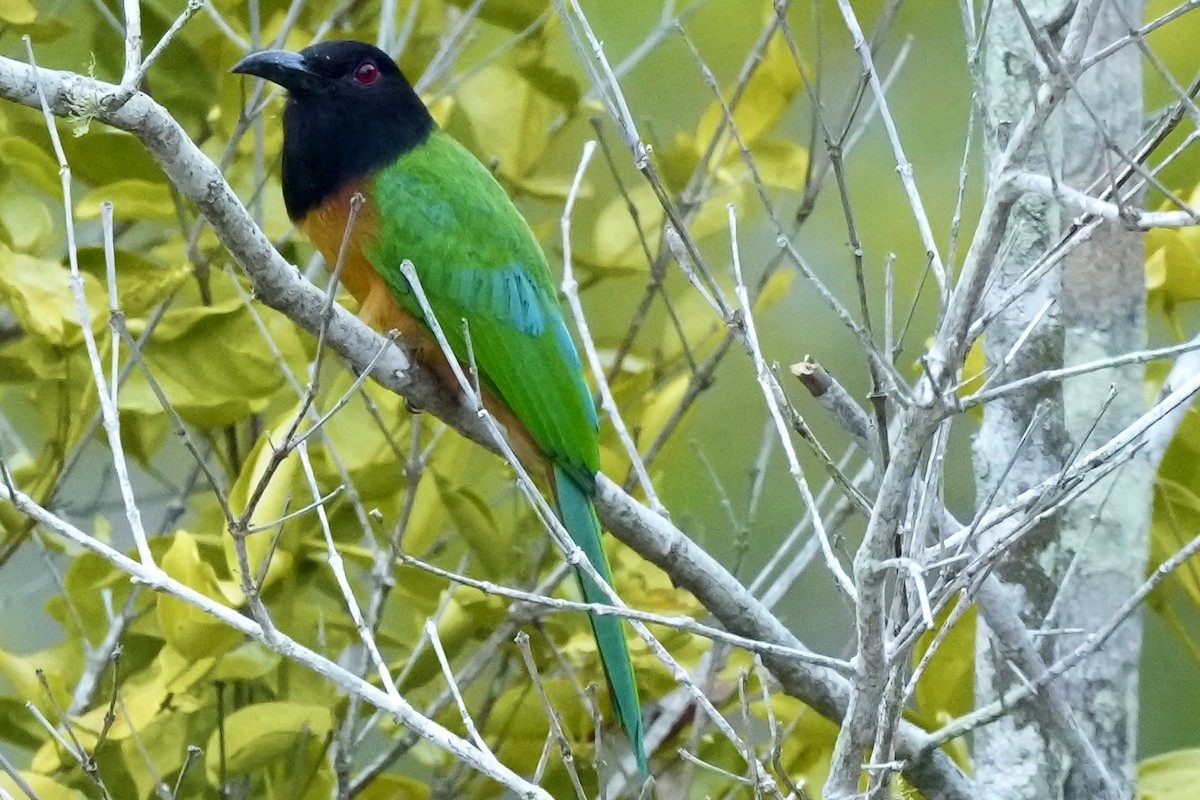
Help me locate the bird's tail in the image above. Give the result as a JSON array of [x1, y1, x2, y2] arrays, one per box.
[[553, 464, 648, 778]]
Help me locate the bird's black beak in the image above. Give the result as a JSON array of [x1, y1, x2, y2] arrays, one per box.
[[231, 50, 320, 93]]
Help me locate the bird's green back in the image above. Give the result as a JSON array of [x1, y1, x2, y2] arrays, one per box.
[[366, 130, 599, 486]]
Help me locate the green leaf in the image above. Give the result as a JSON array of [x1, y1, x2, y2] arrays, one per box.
[[120, 711, 190, 800], [204, 702, 334, 783], [75, 179, 177, 222], [753, 268, 794, 314], [1146, 0, 1200, 111], [0, 188, 53, 252], [434, 472, 512, 578], [119, 294, 306, 427], [1149, 478, 1200, 613], [157, 531, 244, 660], [0, 0, 36, 24], [388, 563, 451, 624], [910, 606, 975, 768], [0, 773, 85, 800], [73, 676, 170, 744], [610, 537, 699, 610], [750, 693, 839, 796], [222, 420, 300, 592], [637, 372, 692, 451], [5, 13, 69, 42], [0, 135, 61, 196], [457, 65, 555, 182], [586, 181, 743, 272], [152, 644, 220, 696], [119, 409, 170, 466], [694, 30, 804, 153], [588, 182, 659, 271], [0, 334, 64, 383], [1146, 226, 1200, 303], [391, 451, 452, 559], [59, 551, 135, 646], [0, 643, 75, 720], [270, 737, 336, 800], [514, 16, 581, 111], [1158, 411, 1200, 484], [516, 60, 581, 113], [446, 0, 547, 31], [487, 677, 592, 771], [399, 587, 506, 691], [0, 696, 46, 749], [0, 243, 104, 345], [209, 641, 282, 682], [309, 372, 408, 502], [60, 130, 163, 186], [960, 337, 987, 422], [1139, 748, 1200, 799], [733, 139, 809, 190], [510, 172, 585, 201], [356, 774, 430, 800]]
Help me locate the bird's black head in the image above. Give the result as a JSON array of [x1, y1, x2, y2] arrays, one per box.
[[232, 40, 434, 221]]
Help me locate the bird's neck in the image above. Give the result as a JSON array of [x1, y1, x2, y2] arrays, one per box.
[[280, 91, 434, 221]]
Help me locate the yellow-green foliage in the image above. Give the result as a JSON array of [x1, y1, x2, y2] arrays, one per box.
[[0, 1, 820, 798]]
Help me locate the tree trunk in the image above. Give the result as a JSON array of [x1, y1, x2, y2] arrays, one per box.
[[974, 2, 1148, 798]]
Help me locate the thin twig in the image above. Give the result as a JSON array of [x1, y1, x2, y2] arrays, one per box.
[[25, 38, 153, 566], [560, 141, 665, 515]]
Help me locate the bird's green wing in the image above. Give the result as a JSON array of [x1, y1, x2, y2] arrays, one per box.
[[366, 130, 599, 483]]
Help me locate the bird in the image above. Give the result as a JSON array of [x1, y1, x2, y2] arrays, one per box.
[[231, 40, 648, 777]]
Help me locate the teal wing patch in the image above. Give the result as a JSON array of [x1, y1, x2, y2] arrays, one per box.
[[435, 262, 547, 337]]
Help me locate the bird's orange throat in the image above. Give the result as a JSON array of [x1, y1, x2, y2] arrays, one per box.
[[299, 181, 417, 336]]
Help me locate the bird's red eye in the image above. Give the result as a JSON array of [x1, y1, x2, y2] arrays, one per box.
[[354, 62, 379, 85]]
